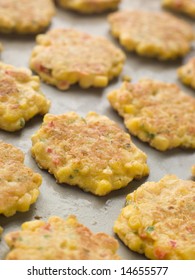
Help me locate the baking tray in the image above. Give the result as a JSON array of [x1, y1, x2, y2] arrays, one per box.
[[0, 0, 194, 260]]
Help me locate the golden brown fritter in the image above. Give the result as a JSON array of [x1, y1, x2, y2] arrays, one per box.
[[108, 10, 194, 60], [0, 62, 50, 132], [5, 215, 121, 260], [162, 0, 195, 18], [31, 112, 149, 196], [0, 141, 42, 217], [0, 0, 55, 34], [30, 28, 125, 90], [178, 57, 195, 89], [114, 175, 195, 260], [108, 79, 195, 151]]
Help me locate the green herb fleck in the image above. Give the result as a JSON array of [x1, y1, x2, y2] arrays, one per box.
[[146, 226, 155, 233], [67, 119, 75, 124], [146, 132, 155, 139], [19, 118, 25, 128], [69, 175, 74, 179], [74, 169, 79, 173], [81, 117, 87, 124], [125, 200, 133, 206], [124, 143, 131, 149], [44, 235, 50, 238], [141, 125, 155, 139]]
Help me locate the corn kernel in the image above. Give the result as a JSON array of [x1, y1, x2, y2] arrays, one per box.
[[96, 180, 112, 195], [151, 136, 169, 151], [128, 235, 143, 252], [126, 118, 141, 131], [128, 216, 141, 230], [17, 193, 32, 211], [94, 76, 108, 87], [124, 105, 136, 114], [79, 75, 93, 88], [22, 220, 45, 230], [56, 166, 72, 182]]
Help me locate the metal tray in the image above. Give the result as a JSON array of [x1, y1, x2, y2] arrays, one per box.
[[0, 0, 194, 260]]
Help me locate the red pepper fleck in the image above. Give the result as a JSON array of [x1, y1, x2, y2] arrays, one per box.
[[5, 70, 13, 75], [53, 158, 60, 165], [154, 248, 167, 259], [11, 104, 19, 109], [46, 148, 52, 153], [42, 223, 51, 231], [38, 65, 51, 75], [140, 232, 147, 239], [169, 240, 177, 248], [48, 121, 55, 128], [186, 226, 192, 233]]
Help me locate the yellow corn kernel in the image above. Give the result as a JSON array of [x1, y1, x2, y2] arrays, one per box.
[[32, 76, 40, 83], [80, 166, 90, 175], [171, 136, 181, 147], [126, 118, 141, 132], [113, 179, 125, 189], [109, 161, 121, 171], [29, 189, 40, 203], [128, 216, 141, 230], [122, 75, 132, 82], [56, 166, 72, 182], [124, 105, 136, 114], [151, 136, 169, 151], [67, 72, 78, 84], [128, 235, 143, 252], [144, 244, 155, 259], [122, 206, 135, 219], [22, 220, 45, 231], [179, 248, 195, 260], [31, 142, 45, 155], [4, 113, 19, 122], [103, 167, 113, 175], [4, 208, 17, 217], [94, 76, 108, 87], [79, 75, 93, 88], [17, 193, 32, 211], [120, 36, 134, 51], [68, 241, 77, 250], [96, 180, 112, 195]]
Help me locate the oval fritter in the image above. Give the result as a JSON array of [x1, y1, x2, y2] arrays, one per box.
[[108, 10, 194, 60], [114, 175, 195, 260], [178, 57, 195, 89], [0, 0, 55, 34], [107, 79, 195, 151], [30, 28, 126, 90], [57, 0, 120, 14], [162, 0, 195, 18], [0, 62, 50, 132], [31, 112, 149, 196], [0, 141, 42, 217], [5, 215, 121, 260]]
